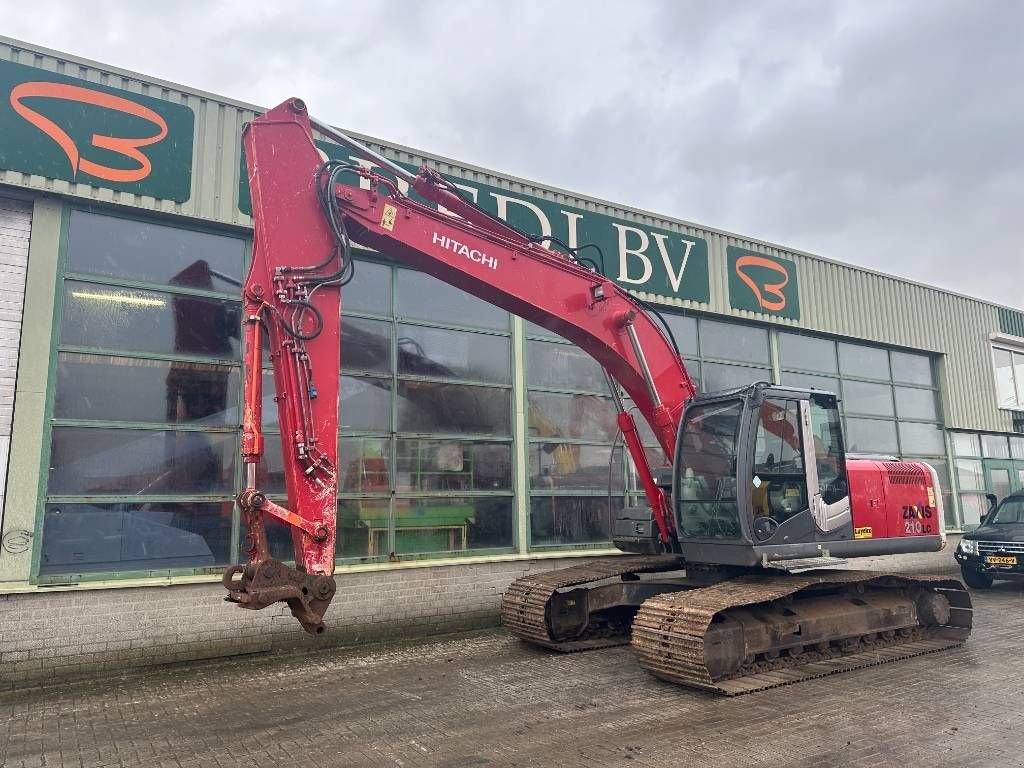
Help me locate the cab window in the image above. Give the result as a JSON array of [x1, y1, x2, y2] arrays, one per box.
[[752, 398, 807, 524]]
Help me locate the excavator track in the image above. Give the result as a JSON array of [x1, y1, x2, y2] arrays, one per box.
[[631, 570, 972, 696], [501, 555, 682, 651]]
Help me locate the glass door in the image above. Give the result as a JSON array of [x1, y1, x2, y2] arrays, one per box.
[[983, 459, 1022, 502]]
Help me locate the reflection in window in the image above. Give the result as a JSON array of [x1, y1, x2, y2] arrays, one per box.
[[894, 387, 938, 421], [40, 501, 232, 574], [528, 392, 618, 441], [955, 458, 984, 490], [676, 400, 742, 539], [66, 210, 245, 293], [339, 437, 391, 493], [396, 439, 512, 492], [61, 281, 241, 359], [898, 422, 945, 455], [342, 317, 392, 375], [890, 351, 933, 386], [982, 433, 1010, 459], [49, 427, 236, 496], [992, 348, 1020, 409], [781, 371, 839, 396], [838, 342, 889, 379], [530, 443, 624, 492], [340, 376, 392, 432], [842, 380, 894, 417], [342, 259, 392, 315], [398, 325, 510, 383], [779, 332, 837, 373], [844, 418, 898, 455], [703, 362, 770, 392], [700, 319, 769, 364], [527, 339, 610, 393], [952, 432, 981, 457], [530, 496, 622, 546], [661, 313, 698, 356], [397, 381, 510, 435], [56, 353, 239, 425], [397, 269, 508, 330]]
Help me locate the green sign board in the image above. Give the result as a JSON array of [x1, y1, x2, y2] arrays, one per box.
[[727, 246, 800, 320], [239, 141, 710, 304], [0, 59, 194, 201]]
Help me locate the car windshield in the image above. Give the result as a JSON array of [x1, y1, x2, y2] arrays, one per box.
[[990, 498, 1024, 524]]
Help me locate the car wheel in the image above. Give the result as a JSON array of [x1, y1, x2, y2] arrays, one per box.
[[960, 565, 994, 589]]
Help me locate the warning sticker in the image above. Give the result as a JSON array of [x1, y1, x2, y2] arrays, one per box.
[[854, 526, 873, 539]]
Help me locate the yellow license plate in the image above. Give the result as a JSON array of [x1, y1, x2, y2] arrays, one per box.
[[986, 555, 1017, 565]]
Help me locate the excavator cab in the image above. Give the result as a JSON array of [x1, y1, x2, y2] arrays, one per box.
[[673, 382, 854, 567]]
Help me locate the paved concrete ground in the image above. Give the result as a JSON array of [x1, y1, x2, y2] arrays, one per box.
[[2, 552, 1023, 768]]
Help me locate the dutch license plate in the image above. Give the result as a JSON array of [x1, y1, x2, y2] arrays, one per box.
[[986, 555, 1017, 566]]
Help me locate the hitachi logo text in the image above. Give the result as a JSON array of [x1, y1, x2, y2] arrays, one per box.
[[432, 232, 498, 270]]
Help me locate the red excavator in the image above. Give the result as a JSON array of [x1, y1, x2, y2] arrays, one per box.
[[222, 98, 971, 695]]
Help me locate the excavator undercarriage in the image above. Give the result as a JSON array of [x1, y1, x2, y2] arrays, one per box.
[[502, 562, 972, 695]]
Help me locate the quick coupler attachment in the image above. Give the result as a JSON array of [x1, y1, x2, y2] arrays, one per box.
[[223, 558, 337, 635]]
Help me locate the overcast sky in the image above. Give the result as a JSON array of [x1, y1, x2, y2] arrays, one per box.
[[3, 1, 1021, 308]]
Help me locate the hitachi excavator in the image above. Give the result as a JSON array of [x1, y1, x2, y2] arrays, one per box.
[[222, 98, 971, 695]]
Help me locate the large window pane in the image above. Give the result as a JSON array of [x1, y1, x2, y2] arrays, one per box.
[[700, 319, 769, 364], [927, 459, 957, 529], [955, 458, 984, 490], [66, 210, 245, 294], [396, 439, 512, 492], [982, 434, 1010, 459], [343, 259, 392, 315], [61, 281, 241, 359], [528, 392, 618, 441], [396, 269, 508, 330], [342, 317, 392, 375], [781, 371, 839, 395], [398, 324, 509, 384], [392, 497, 513, 553], [894, 387, 938, 421], [838, 342, 889, 379], [55, 353, 239, 425], [49, 427, 236, 495], [952, 432, 981, 457], [529, 442, 624, 491], [40, 501, 233, 574], [530, 495, 622, 547], [890, 351, 933, 386], [337, 498, 387, 559], [844, 418, 898, 455], [959, 493, 988, 528], [1016, 352, 1024, 406], [1011, 437, 1024, 461], [703, 362, 771, 392], [341, 376, 392, 432], [898, 422, 944, 455], [780, 333, 837, 373], [339, 437, 391, 493], [661, 313, 698, 356], [842, 380, 894, 417], [527, 339, 610, 393], [397, 381, 510, 435], [992, 348, 1016, 409]]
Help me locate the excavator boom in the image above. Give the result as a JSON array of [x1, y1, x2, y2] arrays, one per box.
[[224, 98, 696, 631]]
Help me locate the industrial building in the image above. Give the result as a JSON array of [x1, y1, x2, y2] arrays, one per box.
[[0, 37, 1021, 685]]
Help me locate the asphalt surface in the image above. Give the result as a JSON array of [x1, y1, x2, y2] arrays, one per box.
[[2, 565, 1023, 767]]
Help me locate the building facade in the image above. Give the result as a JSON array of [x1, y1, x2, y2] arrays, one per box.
[[0, 37, 1022, 684]]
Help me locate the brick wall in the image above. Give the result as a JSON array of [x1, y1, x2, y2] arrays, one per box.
[[0, 543, 962, 691], [0, 555, 604, 689]]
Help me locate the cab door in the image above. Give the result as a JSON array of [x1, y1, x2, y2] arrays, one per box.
[[801, 394, 853, 541]]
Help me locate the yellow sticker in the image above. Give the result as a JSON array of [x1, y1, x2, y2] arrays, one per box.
[[785, 487, 801, 497], [854, 526, 873, 539], [927, 487, 935, 507], [380, 203, 397, 231]]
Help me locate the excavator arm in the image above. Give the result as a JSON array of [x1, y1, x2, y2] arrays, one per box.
[[224, 98, 697, 632]]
